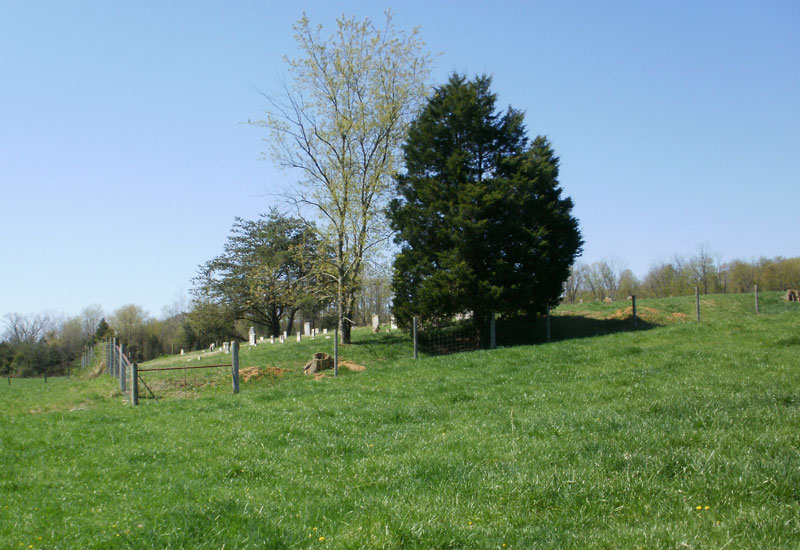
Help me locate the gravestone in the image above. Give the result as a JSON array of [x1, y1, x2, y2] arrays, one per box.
[[297, 332, 302, 342], [390, 316, 397, 330], [249, 327, 256, 346], [323, 328, 328, 334], [180, 349, 184, 355], [279, 334, 285, 344], [270, 335, 275, 344], [283, 331, 288, 341], [372, 314, 380, 332], [304, 322, 311, 336], [222, 341, 230, 353], [209, 343, 215, 351]]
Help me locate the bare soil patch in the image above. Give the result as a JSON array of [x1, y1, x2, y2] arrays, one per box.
[[339, 360, 366, 371]]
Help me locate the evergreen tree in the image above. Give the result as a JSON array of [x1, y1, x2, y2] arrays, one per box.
[[388, 74, 582, 341]]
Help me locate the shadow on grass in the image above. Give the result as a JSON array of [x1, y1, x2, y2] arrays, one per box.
[[345, 330, 413, 362], [496, 315, 659, 347]]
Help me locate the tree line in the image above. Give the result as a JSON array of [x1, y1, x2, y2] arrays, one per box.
[[0, 274, 395, 378], [564, 249, 800, 303]]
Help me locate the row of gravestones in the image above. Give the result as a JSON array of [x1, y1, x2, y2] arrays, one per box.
[[179, 317, 401, 354], [246, 324, 331, 346]]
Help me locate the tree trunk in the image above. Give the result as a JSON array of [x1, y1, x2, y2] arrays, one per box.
[[286, 309, 298, 335]]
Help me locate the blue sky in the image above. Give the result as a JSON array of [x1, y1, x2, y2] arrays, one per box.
[[1, 0, 798, 321]]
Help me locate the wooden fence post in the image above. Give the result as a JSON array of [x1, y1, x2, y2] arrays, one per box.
[[231, 341, 239, 394], [132, 363, 138, 406]]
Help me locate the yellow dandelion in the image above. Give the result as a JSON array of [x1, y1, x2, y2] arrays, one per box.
[[695, 506, 702, 510], [313, 527, 317, 531], [704, 506, 710, 510], [468, 521, 473, 526], [319, 536, 325, 541]]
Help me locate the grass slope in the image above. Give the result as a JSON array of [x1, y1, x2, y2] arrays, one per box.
[[1, 293, 799, 549]]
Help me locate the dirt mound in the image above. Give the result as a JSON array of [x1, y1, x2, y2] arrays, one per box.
[[607, 306, 662, 321], [240, 366, 288, 382], [607, 307, 634, 320], [339, 360, 366, 371]]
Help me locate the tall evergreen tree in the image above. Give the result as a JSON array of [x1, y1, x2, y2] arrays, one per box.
[[388, 74, 582, 341]]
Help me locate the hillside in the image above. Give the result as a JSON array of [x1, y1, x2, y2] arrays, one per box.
[[1, 292, 799, 548]]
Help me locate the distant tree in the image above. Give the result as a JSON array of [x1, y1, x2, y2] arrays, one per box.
[[94, 318, 112, 341], [564, 263, 588, 304], [187, 300, 236, 347], [617, 269, 640, 299], [79, 305, 104, 342], [256, 11, 432, 344], [389, 74, 582, 341], [0, 342, 12, 380], [109, 304, 149, 360], [192, 210, 323, 337], [2, 312, 52, 346], [690, 244, 718, 294]]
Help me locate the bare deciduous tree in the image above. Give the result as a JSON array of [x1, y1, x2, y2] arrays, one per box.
[[2, 312, 53, 345]]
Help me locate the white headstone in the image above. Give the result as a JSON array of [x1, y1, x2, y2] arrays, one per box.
[[390, 316, 397, 330], [279, 334, 285, 344], [323, 328, 328, 334], [270, 335, 275, 344], [297, 332, 302, 342], [249, 327, 256, 346], [304, 322, 311, 336], [259, 336, 264, 342], [180, 349, 184, 355], [283, 331, 287, 341], [372, 314, 380, 332], [222, 341, 230, 353]]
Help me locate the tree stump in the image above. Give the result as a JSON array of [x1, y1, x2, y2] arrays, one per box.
[[303, 352, 333, 374]]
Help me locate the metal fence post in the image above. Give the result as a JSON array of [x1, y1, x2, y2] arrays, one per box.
[[119, 346, 126, 394], [695, 287, 700, 322], [413, 317, 418, 360], [334, 328, 339, 377], [632, 295, 637, 329], [132, 363, 138, 406], [231, 341, 239, 394], [755, 284, 760, 315]]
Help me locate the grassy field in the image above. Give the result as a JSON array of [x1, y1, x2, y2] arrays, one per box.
[[1, 293, 799, 548]]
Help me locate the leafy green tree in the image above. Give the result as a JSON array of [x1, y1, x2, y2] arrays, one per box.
[[186, 300, 236, 348], [256, 12, 432, 344], [0, 341, 12, 380], [389, 74, 582, 341], [192, 210, 323, 337]]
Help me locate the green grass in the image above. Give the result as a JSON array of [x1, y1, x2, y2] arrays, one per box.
[[2, 293, 799, 548]]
